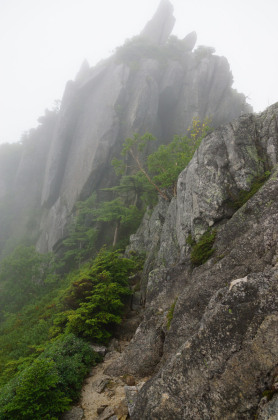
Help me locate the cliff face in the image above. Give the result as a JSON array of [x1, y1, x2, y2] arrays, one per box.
[[1, 2, 278, 418], [106, 103, 278, 419], [36, 46, 249, 253], [0, 0, 249, 255]]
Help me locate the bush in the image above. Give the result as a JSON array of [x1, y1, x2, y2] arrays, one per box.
[[229, 171, 271, 209], [0, 358, 71, 420], [0, 333, 100, 419], [41, 333, 100, 401], [54, 249, 136, 342], [190, 229, 216, 266]]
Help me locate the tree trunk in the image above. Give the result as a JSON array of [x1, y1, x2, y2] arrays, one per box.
[[113, 222, 119, 247]]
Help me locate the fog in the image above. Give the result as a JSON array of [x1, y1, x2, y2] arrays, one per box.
[[0, 0, 277, 144]]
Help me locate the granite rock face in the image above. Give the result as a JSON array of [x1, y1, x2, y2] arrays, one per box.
[[0, 1, 251, 255], [107, 103, 278, 418], [141, 0, 175, 45], [128, 103, 278, 269], [33, 1, 250, 252]]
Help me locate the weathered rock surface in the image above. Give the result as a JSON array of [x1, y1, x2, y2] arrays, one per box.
[[128, 103, 278, 269], [141, 0, 175, 45], [61, 406, 84, 420], [257, 394, 278, 419], [0, 0, 250, 256], [183, 31, 197, 51], [36, 41, 249, 253], [106, 103, 278, 418]]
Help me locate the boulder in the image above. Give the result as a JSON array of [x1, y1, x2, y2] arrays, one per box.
[[61, 406, 84, 420]]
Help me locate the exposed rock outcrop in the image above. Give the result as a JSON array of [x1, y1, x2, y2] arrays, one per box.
[[141, 0, 175, 45], [36, 42, 250, 252], [0, 1, 251, 256], [183, 31, 197, 51], [106, 103, 278, 418], [128, 103, 278, 270]]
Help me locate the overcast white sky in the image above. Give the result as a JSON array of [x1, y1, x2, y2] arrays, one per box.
[[0, 0, 277, 144]]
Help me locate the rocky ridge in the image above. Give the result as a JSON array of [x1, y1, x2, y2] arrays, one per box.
[[105, 103, 278, 419], [0, 0, 251, 258], [37, 32, 250, 253]]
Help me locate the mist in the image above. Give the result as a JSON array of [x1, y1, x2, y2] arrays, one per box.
[[0, 0, 277, 144]]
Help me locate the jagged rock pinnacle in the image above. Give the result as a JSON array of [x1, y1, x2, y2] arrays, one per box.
[[183, 31, 197, 51], [141, 0, 175, 45], [75, 59, 90, 82]]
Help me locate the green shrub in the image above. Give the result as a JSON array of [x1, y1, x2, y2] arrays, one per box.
[[190, 229, 217, 266], [229, 171, 271, 210], [40, 333, 100, 401], [186, 233, 196, 247], [0, 358, 71, 420], [54, 248, 136, 343], [65, 281, 131, 342], [0, 245, 58, 313], [0, 334, 99, 419]]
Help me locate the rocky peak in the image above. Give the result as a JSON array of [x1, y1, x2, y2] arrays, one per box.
[[107, 103, 278, 419], [140, 0, 175, 45], [183, 30, 197, 51], [75, 59, 90, 82], [0, 1, 251, 258]]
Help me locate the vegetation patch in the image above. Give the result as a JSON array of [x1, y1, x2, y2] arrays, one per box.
[[228, 171, 271, 210], [115, 35, 201, 66], [186, 233, 196, 247], [0, 245, 142, 419], [262, 389, 276, 401], [190, 229, 217, 267], [112, 118, 211, 202], [167, 298, 178, 330], [0, 335, 100, 420]]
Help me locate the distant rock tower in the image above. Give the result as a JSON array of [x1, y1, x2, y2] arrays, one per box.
[[183, 31, 197, 51], [141, 0, 175, 45]]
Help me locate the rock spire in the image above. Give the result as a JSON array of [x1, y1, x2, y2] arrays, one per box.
[[141, 0, 175, 45]]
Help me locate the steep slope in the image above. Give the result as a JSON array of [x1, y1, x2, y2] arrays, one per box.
[[0, 113, 56, 256], [37, 43, 250, 252], [0, 1, 251, 258], [106, 103, 278, 419]]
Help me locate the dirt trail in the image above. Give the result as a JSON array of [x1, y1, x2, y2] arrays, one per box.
[[81, 340, 131, 420], [79, 304, 144, 420]]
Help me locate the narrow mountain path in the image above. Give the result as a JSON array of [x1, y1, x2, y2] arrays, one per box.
[[81, 339, 130, 420], [80, 305, 145, 420]]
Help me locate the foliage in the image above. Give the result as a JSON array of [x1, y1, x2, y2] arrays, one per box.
[[115, 36, 164, 65], [115, 35, 196, 67], [0, 245, 58, 313], [60, 248, 135, 342], [0, 247, 139, 417], [94, 198, 144, 247], [148, 118, 211, 197], [113, 119, 211, 202], [103, 173, 157, 208], [186, 233, 196, 247], [0, 202, 143, 417], [40, 333, 100, 401], [65, 280, 131, 342], [167, 298, 177, 330], [62, 193, 97, 267], [0, 358, 71, 420], [262, 389, 276, 401], [190, 229, 217, 267], [228, 171, 271, 210], [194, 45, 216, 60]]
